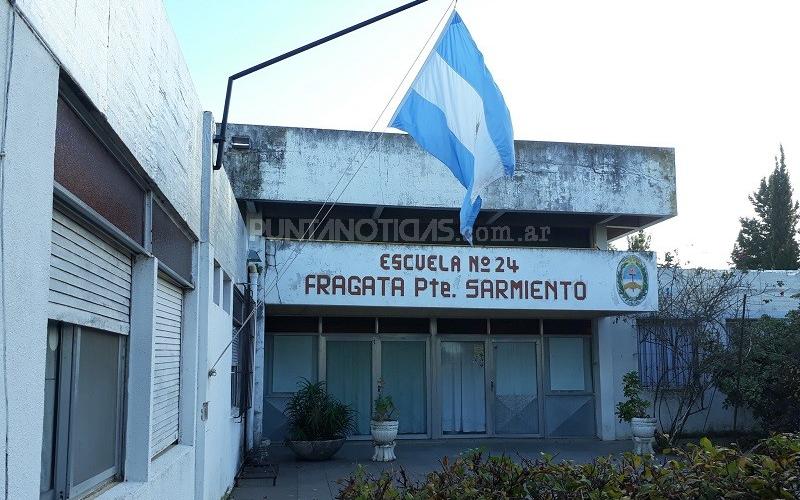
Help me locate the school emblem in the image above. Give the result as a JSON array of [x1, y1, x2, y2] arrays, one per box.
[[616, 255, 648, 306]]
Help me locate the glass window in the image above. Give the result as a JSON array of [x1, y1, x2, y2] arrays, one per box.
[[548, 337, 588, 391], [151, 201, 193, 282], [326, 340, 372, 435], [272, 336, 316, 393], [72, 329, 122, 488], [54, 98, 145, 244]]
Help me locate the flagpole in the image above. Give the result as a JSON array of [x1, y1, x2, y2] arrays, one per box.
[[213, 0, 431, 170]]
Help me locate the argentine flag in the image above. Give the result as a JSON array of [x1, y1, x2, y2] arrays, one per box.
[[390, 11, 515, 244]]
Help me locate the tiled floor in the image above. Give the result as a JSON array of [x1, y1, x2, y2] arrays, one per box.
[[230, 438, 631, 500]]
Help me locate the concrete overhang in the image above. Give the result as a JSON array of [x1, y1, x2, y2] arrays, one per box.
[[221, 124, 676, 234]]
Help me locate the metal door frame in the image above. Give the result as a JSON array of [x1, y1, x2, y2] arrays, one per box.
[[489, 336, 544, 438]]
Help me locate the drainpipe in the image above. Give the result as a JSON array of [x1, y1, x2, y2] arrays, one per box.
[[246, 264, 259, 452]]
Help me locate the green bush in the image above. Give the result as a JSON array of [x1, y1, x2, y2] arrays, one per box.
[[715, 312, 800, 432], [284, 379, 355, 441], [337, 434, 800, 499], [615, 371, 651, 422]]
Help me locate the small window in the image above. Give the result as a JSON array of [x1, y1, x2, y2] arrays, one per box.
[[637, 320, 697, 389], [213, 263, 221, 306], [231, 288, 252, 414], [437, 318, 488, 334], [322, 316, 373, 334], [547, 337, 591, 392], [223, 272, 232, 314], [378, 317, 429, 334], [490, 318, 540, 334], [271, 335, 317, 393]]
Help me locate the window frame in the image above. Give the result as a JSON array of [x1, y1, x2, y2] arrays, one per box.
[[42, 322, 126, 500], [636, 319, 700, 390], [266, 333, 320, 397]]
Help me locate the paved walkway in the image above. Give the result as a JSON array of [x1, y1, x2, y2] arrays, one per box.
[[230, 438, 631, 500]]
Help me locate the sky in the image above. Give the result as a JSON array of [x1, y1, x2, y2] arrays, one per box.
[[164, 0, 800, 269]]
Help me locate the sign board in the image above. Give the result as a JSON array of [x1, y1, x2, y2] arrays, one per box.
[[266, 241, 657, 313]]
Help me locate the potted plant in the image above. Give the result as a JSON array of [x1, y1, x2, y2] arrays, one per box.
[[284, 379, 355, 461], [370, 379, 398, 461], [615, 371, 657, 454]]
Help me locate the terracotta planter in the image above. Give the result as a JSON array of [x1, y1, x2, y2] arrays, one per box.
[[286, 438, 345, 461], [370, 420, 399, 445]]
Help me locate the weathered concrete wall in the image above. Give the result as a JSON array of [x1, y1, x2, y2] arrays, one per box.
[[223, 124, 676, 217], [0, 3, 60, 497], [16, 0, 204, 236]]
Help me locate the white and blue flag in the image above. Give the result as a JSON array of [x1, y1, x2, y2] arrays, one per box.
[[390, 12, 515, 244]]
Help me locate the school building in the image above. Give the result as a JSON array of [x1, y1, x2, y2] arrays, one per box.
[[2, 1, 799, 499]]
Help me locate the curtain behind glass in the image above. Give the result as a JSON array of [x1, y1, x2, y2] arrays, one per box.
[[326, 340, 372, 435], [381, 341, 426, 434], [441, 341, 485, 433], [272, 336, 315, 392]]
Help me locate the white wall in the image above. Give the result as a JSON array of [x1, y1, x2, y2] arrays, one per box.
[[14, 0, 204, 237], [0, 2, 250, 498], [201, 260, 245, 500], [196, 114, 250, 500], [0, 3, 59, 497]]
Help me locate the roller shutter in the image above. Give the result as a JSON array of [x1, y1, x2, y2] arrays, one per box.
[[151, 273, 183, 457], [49, 207, 132, 334]]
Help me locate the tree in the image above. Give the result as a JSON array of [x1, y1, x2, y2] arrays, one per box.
[[731, 145, 800, 270], [637, 266, 753, 446], [627, 230, 651, 251]]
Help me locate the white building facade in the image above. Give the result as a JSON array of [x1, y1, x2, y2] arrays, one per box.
[[2, 2, 799, 499], [0, 2, 251, 499], [222, 124, 680, 444]]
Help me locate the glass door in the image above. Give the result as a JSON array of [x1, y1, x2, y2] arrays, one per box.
[[380, 340, 428, 436], [325, 339, 373, 436], [492, 340, 540, 435], [440, 341, 487, 434]]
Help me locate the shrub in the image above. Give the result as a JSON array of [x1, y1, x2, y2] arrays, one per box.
[[615, 370, 650, 422], [715, 312, 800, 432], [337, 434, 800, 499], [284, 379, 355, 441]]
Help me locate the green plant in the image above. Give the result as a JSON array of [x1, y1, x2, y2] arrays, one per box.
[[371, 378, 396, 422], [715, 311, 800, 432], [337, 434, 800, 499], [615, 370, 650, 422], [284, 379, 355, 441]]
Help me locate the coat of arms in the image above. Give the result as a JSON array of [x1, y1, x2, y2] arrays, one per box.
[[616, 255, 648, 306]]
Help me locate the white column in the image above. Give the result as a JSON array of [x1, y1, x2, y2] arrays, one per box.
[[192, 111, 215, 500], [594, 318, 618, 440], [0, 6, 59, 497], [125, 256, 158, 481]]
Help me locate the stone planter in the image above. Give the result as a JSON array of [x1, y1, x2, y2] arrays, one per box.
[[630, 417, 657, 455], [286, 438, 345, 461], [370, 420, 398, 462], [370, 420, 399, 444]]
